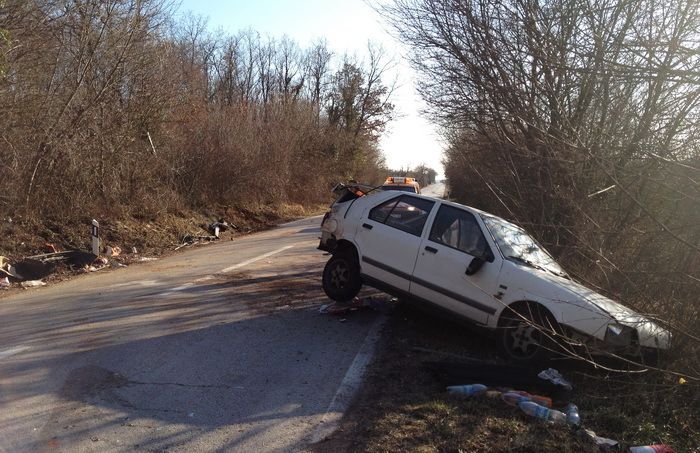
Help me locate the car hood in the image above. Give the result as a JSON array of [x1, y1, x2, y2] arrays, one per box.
[[506, 263, 671, 349]]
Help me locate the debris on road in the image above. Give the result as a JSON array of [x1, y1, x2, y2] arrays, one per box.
[[175, 218, 238, 249], [208, 219, 236, 238], [136, 257, 158, 262], [15, 258, 54, 280], [104, 245, 122, 257], [175, 234, 218, 250], [0, 276, 9, 288], [538, 367, 573, 391], [21, 280, 46, 288], [319, 295, 398, 317]]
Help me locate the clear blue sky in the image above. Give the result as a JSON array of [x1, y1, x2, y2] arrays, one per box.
[[177, 0, 444, 177]]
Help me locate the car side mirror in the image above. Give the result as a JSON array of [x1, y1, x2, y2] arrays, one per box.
[[465, 256, 485, 276]]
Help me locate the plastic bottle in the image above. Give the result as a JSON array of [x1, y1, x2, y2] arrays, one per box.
[[484, 390, 502, 399], [446, 383, 487, 396], [528, 394, 553, 408], [501, 391, 552, 408], [502, 392, 532, 406], [629, 446, 675, 453], [518, 401, 567, 424], [565, 403, 580, 426]]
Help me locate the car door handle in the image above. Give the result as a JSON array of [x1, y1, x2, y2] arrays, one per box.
[[362, 223, 373, 230], [425, 246, 438, 254]]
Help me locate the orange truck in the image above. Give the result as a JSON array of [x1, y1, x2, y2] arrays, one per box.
[[382, 176, 421, 194]]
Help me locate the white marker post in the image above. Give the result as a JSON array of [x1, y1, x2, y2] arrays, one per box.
[[91, 219, 100, 256]]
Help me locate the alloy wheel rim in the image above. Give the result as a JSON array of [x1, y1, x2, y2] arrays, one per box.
[[330, 262, 349, 289]]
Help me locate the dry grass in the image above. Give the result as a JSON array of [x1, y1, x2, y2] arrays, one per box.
[[312, 303, 700, 453]]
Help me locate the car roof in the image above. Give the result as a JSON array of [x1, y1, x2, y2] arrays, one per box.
[[364, 190, 520, 229]]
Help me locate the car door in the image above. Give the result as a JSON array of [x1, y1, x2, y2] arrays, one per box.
[[410, 204, 502, 325], [355, 195, 436, 292]]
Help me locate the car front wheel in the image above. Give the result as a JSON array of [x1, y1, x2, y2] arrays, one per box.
[[322, 254, 362, 302], [499, 304, 562, 363]]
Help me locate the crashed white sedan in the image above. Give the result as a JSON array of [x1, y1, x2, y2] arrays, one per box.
[[319, 188, 671, 362]]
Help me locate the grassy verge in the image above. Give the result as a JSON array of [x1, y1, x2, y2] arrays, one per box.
[[0, 203, 326, 260], [313, 303, 699, 452]]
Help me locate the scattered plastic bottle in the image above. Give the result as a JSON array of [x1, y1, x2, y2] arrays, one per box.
[[528, 394, 552, 408], [502, 392, 532, 406], [565, 403, 580, 426], [501, 391, 552, 408], [629, 446, 675, 453], [446, 383, 487, 396], [518, 401, 567, 424], [484, 390, 502, 399]]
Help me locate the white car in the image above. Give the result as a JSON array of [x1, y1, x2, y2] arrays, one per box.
[[319, 190, 671, 362]]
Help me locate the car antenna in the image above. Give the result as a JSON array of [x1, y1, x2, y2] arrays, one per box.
[[343, 183, 385, 219]]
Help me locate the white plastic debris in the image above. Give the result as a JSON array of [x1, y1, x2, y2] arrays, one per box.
[[21, 280, 46, 288], [538, 368, 573, 390]]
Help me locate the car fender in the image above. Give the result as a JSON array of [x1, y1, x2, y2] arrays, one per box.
[[495, 295, 612, 343]]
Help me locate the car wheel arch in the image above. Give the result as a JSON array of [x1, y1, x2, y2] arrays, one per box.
[[497, 300, 560, 328], [333, 239, 359, 263]]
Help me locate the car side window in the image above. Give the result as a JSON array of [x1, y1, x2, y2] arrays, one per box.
[[368, 197, 400, 223], [429, 205, 490, 257], [368, 195, 435, 236]]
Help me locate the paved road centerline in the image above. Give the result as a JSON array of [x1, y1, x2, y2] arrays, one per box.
[[155, 245, 296, 297], [219, 245, 294, 273]]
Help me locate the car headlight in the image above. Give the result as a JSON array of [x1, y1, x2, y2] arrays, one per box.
[[604, 324, 638, 347], [322, 218, 338, 233]]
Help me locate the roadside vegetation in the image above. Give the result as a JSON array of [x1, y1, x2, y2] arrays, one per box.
[[0, 0, 394, 255], [355, 0, 700, 449]]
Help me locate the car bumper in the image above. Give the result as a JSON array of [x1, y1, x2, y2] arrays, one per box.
[[318, 231, 336, 252]]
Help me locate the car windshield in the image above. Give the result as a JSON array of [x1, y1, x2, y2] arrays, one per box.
[[381, 185, 418, 193], [481, 215, 567, 277]]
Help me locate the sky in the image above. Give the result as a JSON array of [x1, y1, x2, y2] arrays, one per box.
[[177, 0, 444, 177]]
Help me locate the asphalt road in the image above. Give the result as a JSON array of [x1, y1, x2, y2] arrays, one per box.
[[421, 182, 446, 198], [0, 216, 384, 452]]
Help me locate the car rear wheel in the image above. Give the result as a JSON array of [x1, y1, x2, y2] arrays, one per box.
[[499, 304, 562, 363], [322, 254, 362, 302]]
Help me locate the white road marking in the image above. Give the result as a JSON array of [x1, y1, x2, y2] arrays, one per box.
[[156, 283, 194, 297], [308, 316, 386, 444], [219, 245, 294, 273], [108, 280, 160, 289], [0, 346, 30, 360], [156, 245, 295, 297]]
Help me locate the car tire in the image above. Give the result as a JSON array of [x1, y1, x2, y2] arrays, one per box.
[[498, 303, 562, 364], [322, 254, 362, 302]]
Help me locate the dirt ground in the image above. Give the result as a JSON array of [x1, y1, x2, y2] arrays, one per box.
[[312, 302, 700, 453]]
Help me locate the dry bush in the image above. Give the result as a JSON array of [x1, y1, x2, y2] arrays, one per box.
[[0, 1, 393, 250]]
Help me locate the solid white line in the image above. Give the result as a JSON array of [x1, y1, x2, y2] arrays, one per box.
[[308, 316, 386, 444], [0, 346, 30, 360], [219, 245, 294, 273], [156, 282, 194, 297]]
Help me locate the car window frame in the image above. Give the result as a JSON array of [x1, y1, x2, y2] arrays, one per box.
[[428, 204, 494, 261], [367, 194, 435, 237]]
